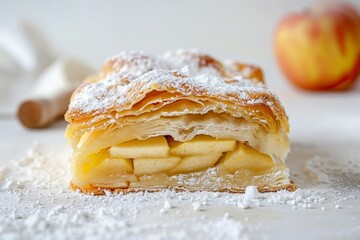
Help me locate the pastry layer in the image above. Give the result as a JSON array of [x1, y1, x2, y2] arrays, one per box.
[[65, 50, 295, 194]]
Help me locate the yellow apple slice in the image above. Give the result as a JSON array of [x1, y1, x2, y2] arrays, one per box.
[[110, 136, 169, 158], [133, 156, 181, 176], [169, 135, 236, 156], [77, 131, 92, 149], [95, 158, 134, 174], [220, 143, 274, 174], [78, 148, 110, 174], [73, 149, 137, 183], [169, 153, 223, 175], [86, 157, 136, 182]]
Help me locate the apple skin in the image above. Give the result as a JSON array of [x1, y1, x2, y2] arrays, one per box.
[[275, 2, 360, 90]]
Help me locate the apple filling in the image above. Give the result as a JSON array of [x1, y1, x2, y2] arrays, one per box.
[[72, 135, 289, 192]]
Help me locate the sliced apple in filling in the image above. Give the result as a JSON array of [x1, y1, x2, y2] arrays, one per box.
[[169, 135, 236, 156], [220, 142, 274, 174], [110, 136, 169, 158], [74, 150, 137, 184], [133, 156, 181, 176], [169, 153, 223, 175], [95, 158, 133, 175], [79, 148, 110, 174], [87, 157, 138, 184], [73, 135, 277, 187]]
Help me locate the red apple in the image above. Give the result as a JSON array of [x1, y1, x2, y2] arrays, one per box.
[[274, 2, 360, 90]]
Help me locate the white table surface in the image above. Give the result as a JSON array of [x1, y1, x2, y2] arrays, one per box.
[[0, 84, 360, 240], [1, 0, 360, 238]]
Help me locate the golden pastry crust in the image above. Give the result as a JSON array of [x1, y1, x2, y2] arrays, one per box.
[[65, 50, 289, 133], [66, 70, 288, 127], [225, 61, 265, 83], [65, 49, 294, 194]]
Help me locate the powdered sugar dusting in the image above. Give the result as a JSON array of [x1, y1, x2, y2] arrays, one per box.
[[1, 143, 359, 239], [69, 68, 269, 115], [102, 50, 170, 80], [67, 50, 275, 116], [163, 49, 223, 76]]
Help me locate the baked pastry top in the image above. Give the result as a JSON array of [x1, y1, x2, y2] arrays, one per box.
[[65, 49, 296, 194]]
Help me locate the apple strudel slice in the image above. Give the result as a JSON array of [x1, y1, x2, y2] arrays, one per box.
[[65, 50, 296, 195]]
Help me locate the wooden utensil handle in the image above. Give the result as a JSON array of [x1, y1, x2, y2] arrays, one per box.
[[17, 89, 74, 128]]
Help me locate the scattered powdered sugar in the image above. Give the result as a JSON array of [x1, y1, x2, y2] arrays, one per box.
[[0, 143, 359, 239], [244, 186, 259, 200], [163, 200, 172, 210], [192, 202, 205, 211], [237, 201, 252, 209]]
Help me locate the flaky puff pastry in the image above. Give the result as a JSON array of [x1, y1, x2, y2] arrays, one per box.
[[65, 50, 296, 195]]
